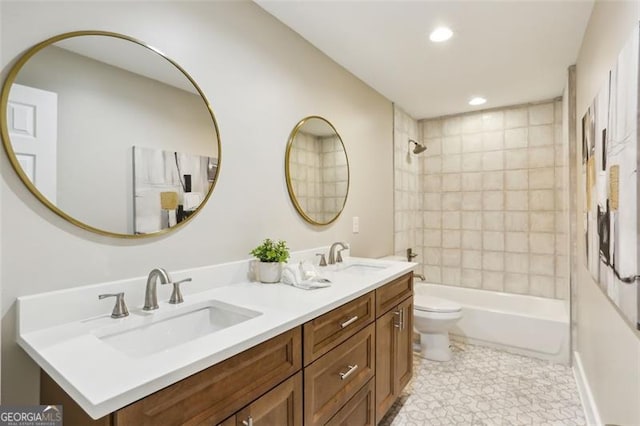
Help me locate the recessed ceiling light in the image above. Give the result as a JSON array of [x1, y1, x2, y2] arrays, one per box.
[[468, 97, 487, 106], [429, 27, 453, 43]]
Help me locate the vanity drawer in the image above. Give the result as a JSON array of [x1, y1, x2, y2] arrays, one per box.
[[303, 323, 375, 426], [325, 378, 375, 426], [303, 292, 375, 365], [114, 327, 301, 426], [376, 272, 413, 317]]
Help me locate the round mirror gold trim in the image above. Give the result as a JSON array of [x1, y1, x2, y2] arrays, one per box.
[[284, 116, 350, 226], [0, 30, 222, 238]]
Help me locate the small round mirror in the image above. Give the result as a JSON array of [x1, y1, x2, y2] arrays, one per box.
[[285, 116, 349, 225], [0, 31, 221, 237]]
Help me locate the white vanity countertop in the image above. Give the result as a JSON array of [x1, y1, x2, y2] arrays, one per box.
[[17, 256, 415, 419]]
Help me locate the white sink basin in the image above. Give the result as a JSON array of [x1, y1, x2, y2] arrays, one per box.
[[95, 301, 261, 357], [340, 263, 388, 274]]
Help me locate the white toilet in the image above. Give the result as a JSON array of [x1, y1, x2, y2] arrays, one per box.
[[413, 294, 463, 362]]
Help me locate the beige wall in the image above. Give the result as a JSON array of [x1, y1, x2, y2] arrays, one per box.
[[0, 1, 393, 403], [419, 101, 569, 299], [575, 1, 640, 424]]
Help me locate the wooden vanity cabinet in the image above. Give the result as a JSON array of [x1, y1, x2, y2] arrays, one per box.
[[374, 274, 414, 424], [41, 272, 414, 426]]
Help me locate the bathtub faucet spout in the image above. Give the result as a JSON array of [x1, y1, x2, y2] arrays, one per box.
[[414, 273, 426, 282]]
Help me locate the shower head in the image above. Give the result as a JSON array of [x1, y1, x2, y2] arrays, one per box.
[[409, 139, 427, 154]]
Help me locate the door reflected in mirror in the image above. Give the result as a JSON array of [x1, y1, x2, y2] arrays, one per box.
[[1, 31, 221, 237], [285, 116, 349, 225]]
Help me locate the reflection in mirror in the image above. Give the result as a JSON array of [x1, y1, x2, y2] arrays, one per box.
[[285, 116, 349, 225], [1, 32, 221, 237]]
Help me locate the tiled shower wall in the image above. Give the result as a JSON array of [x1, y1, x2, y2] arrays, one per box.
[[393, 105, 422, 261], [420, 100, 568, 299]]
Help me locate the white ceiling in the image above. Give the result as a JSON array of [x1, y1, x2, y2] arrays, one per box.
[[256, 0, 594, 119]]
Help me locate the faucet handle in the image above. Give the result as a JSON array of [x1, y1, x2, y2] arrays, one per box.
[[316, 253, 327, 267], [336, 247, 348, 263], [98, 292, 129, 318], [169, 278, 192, 304]]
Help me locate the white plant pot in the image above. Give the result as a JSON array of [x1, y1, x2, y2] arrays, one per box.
[[258, 262, 282, 283]]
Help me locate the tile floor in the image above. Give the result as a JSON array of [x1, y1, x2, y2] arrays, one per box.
[[380, 343, 586, 426]]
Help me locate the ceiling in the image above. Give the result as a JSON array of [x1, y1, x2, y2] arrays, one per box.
[[256, 0, 594, 120]]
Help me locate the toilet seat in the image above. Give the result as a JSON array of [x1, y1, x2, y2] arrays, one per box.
[[414, 294, 461, 313]]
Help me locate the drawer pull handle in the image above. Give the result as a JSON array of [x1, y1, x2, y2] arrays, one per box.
[[340, 315, 359, 328], [339, 364, 358, 380], [394, 309, 401, 329], [242, 416, 253, 426]]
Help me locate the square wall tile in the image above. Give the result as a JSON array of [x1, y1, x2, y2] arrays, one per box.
[[482, 271, 505, 292], [462, 114, 483, 134], [426, 138, 442, 155], [462, 230, 482, 250], [442, 267, 461, 285], [424, 266, 442, 283], [442, 192, 462, 211], [505, 212, 529, 231], [505, 253, 529, 273], [424, 193, 441, 211], [555, 277, 568, 299], [529, 168, 554, 189], [483, 231, 505, 251], [424, 230, 442, 247], [462, 212, 482, 230], [529, 233, 555, 254], [443, 154, 462, 172], [461, 269, 483, 288], [505, 128, 528, 149], [483, 191, 504, 211], [424, 156, 442, 174], [424, 175, 442, 192], [483, 171, 504, 190], [443, 117, 462, 136], [442, 212, 461, 230], [504, 273, 529, 294], [462, 192, 483, 211], [505, 191, 529, 211], [528, 147, 555, 168], [442, 249, 462, 266], [443, 230, 461, 248], [483, 151, 504, 171], [462, 172, 483, 191], [482, 111, 504, 131], [424, 120, 443, 138], [424, 248, 442, 265], [556, 255, 569, 278], [530, 275, 555, 297], [462, 134, 483, 153], [528, 103, 554, 125], [442, 136, 462, 154], [529, 125, 554, 147], [483, 212, 504, 231], [530, 212, 554, 232], [462, 250, 482, 269], [529, 254, 555, 276], [483, 251, 505, 271], [482, 131, 504, 151], [505, 232, 528, 253], [442, 173, 462, 192], [462, 152, 483, 172], [505, 107, 528, 129], [505, 170, 528, 190], [505, 149, 528, 170], [423, 211, 441, 229], [529, 190, 555, 211]]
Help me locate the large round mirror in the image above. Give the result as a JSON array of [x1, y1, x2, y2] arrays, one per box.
[[0, 31, 221, 237], [285, 116, 349, 225]]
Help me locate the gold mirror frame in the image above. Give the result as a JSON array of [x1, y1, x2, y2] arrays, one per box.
[[0, 30, 222, 238], [285, 116, 350, 226]]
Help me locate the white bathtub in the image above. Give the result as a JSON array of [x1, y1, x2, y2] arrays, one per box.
[[415, 283, 570, 364]]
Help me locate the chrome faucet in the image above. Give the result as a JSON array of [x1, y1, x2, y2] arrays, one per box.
[[328, 242, 349, 265], [143, 268, 171, 311]]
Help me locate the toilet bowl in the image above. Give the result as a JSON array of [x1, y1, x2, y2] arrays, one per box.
[[413, 294, 463, 362]]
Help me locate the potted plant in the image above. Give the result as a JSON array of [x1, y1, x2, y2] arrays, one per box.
[[250, 238, 290, 283]]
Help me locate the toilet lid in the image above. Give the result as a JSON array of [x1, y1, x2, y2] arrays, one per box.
[[414, 294, 462, 313]]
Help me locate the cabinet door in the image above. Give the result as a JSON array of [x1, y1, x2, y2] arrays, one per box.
[[374, 306, 399, 423], [235, 372, 302, 426], [395, 297, 413, 393]]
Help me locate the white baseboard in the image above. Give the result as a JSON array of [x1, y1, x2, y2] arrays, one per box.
[[573, 351, 602, 426]]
